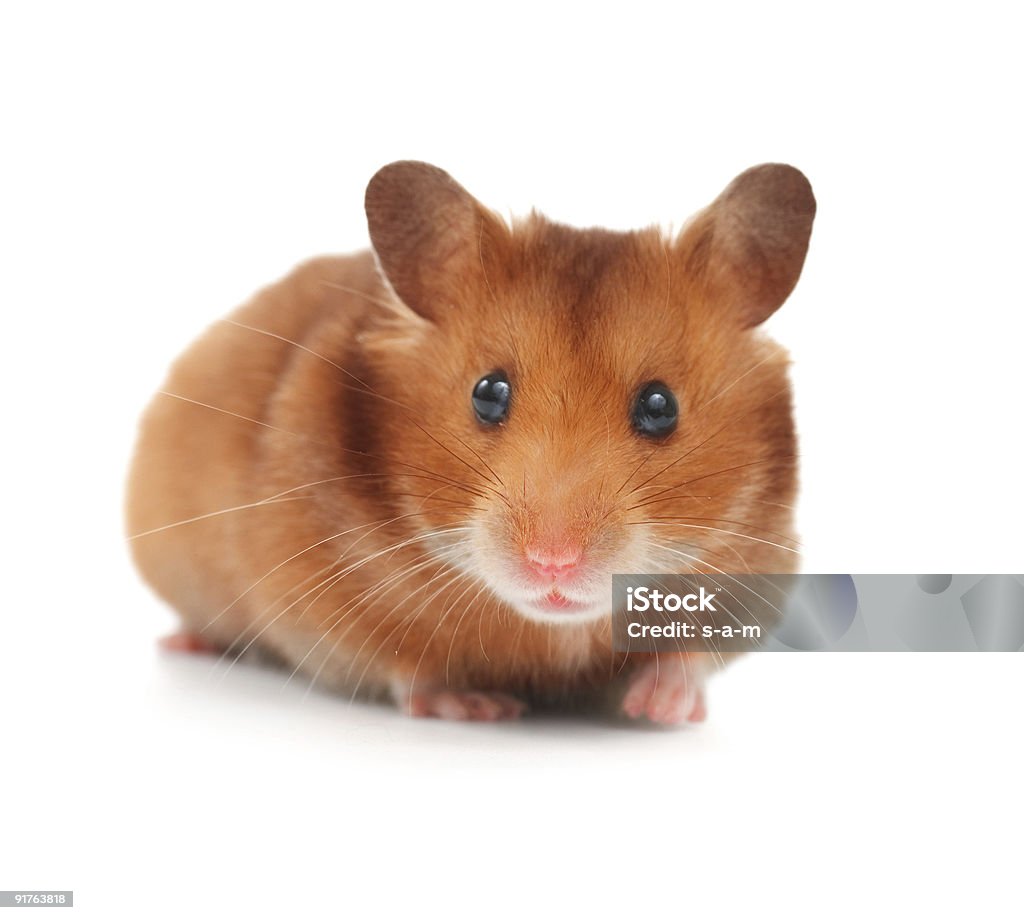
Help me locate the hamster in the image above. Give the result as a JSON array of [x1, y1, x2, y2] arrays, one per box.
[[125, 160, 815, 724]]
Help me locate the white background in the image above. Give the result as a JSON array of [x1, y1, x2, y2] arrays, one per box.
[[2, 2, 1022, 918]]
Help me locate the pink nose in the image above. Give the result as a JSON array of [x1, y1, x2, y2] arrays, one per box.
[[525, 545, 582, 579]]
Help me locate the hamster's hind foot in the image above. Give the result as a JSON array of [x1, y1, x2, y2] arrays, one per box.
[[392, 682, 527, 722], [621, 656, 707, 726], [158, 630, 220, 655]]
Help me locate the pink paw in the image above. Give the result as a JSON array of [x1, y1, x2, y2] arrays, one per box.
[[158, 631, 220, 655], [622, 656, 707, 725], [395, 685, 527, 722]]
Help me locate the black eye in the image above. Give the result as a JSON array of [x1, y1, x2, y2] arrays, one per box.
[[632, 381, 678, 438], [472, 371, 511, 425]]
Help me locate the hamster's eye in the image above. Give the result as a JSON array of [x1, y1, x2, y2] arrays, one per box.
[[472, 371, 511, 425], [632, 381, 678, 438]]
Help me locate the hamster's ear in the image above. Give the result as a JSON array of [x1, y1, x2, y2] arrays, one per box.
[[365, 161, 504, 322], [679, 164, 816, 327]]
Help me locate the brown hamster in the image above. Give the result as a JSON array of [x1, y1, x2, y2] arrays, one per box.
[[125, 161, 815, 724]]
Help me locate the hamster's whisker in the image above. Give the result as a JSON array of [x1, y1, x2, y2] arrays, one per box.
[[385, 555, 480, 668], [128, 496, 310, 540], [201, 511, 459, 636], [227, 316, 454, 437], [158, 389, 494, 508], [222, 318, 375, 391], [410, 421, 511, 505], [156, 391, 332, 445], [219, 529, 472, 680], [282, 552, 463, 689], [352, 548, 472, 642], [645, 538, 744, 576], [228, 543, 370, 648], [306, 547, 475, 700], [699, 535, 755, 573], [440, 426, 507, 490], [202, 525, 386, 639], [379, 462, 492, 502], [234, 299, 509, 502], [266, 553, 368, 634], [225, 317, 507, 495], [399, 458, 504, 503], [745, 497, 797, 511], [389, 491, 479, 513], [625, 454, 800, 512], [292, 553, 469, 696], [344, 561, 481, 702], [443, 577, 495, 687], [647, 540, 778, 640], [624, 387, 791, 499], [314, 538, 472, 634], [652, 554, 778, 656], [160, 384, 492, 505], [638, 521, 800, 555], [319, 279, 414, 315], [477, 599, 491, 663], [642, 515, 802, 547], [290, 543, 446, 637], [625, 490, 715, 512], [344, 570, 477, 707], [696, 347, 787, 413], [612, 446, 661, 497], [377, 471, 488, 503], [641, 537, 748, 573], [211, 558, 344, 674], [307, 529, 473, 638], [126, 473, 390, 539], [222, 555, 375, 672], [404, 568, 490, 709], [299, 529, 473, 636], [506, 610, 530, 677]]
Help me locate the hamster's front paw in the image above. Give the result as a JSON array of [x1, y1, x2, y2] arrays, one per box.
[[391, 681, 527, 722], [621, 655, 707, 726]]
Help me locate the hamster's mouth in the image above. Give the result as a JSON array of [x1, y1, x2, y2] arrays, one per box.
[[528, 590, 595, 614], [491, 581, 610, 622]]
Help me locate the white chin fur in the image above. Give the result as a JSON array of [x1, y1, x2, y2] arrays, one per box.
[[506, 597, 610, 626]]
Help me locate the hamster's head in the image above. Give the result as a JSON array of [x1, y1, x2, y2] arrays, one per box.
[[361, 161, 815, 625]]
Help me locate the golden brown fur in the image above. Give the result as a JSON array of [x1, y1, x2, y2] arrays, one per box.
[[126, 161, 814, 721]]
